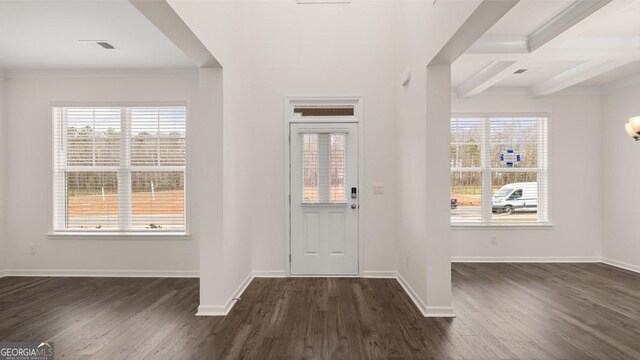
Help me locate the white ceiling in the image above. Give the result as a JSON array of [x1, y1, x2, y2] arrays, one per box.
[[0, 1, 195, 70], [453, 0, 640, 97], [494, 60, 582, 87]]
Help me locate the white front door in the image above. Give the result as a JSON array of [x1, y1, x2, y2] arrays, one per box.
[[290, 123, 359, 275]]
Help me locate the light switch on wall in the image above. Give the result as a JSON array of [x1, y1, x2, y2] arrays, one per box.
[[373, 183, 384, 195]]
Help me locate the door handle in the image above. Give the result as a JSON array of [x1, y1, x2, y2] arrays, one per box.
[[351, 204, 357, 209]]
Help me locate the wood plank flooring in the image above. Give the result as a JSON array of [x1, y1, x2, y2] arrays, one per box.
[[1, 263, 640, 359]]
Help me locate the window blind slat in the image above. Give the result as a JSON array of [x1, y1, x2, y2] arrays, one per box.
[[451, 116, 548, 224], [53, 106, 187, 232]]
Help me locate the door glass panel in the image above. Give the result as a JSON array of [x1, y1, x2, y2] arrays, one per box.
[[302, 133, 347, 204], [329, 134, 346, 202], [302, 134, 319, 202]]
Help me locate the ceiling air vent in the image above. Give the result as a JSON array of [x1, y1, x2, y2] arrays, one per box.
[[79, 40, 117, 50], [297, 0, 351, 3], [513, 69, 528, 74], [96, 41, 115, 50]]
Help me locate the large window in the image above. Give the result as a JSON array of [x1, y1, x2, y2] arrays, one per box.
[[451, 115, 548, 225], [53, 106, 187, 232]]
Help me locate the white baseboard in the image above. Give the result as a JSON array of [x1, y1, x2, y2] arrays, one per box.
[[424, 306, 456, 317], [197, 271, 254, 316], [253, 270, 397, 278], [16, 260, 637, 320], [363, 270, 397, 278], [195, 270, 456, 318], [395, 272, 428, 317], [194, 305, 228, 316], [253, 270, 286, 278], [602, 258, 640, 274], [2, 269, 199, 278], [451, 256, 601, 263]]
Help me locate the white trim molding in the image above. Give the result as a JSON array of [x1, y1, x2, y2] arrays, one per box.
[[452, 223, 553, 230], [197, 272, 254, 316], [284, 96, 365, 277], [602, 258, 640, 274], [424, 306, 456, 317], [451, 256, 601, 263], [195, 270, 457, 318], [2, 269, 199, 278], [4, 69, 198, 79], [395, 272, 427, 316], [253, 270, 287, 278], [395, 272, 453, 318], [362, 270, 397, 278], [602, 73, 640, 94], [47, 232, 191, 241]]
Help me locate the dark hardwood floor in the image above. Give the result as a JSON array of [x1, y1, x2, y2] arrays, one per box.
[[1, 263, 640, 359]]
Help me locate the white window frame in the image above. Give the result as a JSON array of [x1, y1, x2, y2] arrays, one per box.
[[451, 113, 552, 229], [48, 102, 190, 239]]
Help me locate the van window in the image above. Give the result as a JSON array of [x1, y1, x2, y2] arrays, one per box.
[[494, 188, 513, 198], [508, 189, 523, 200]]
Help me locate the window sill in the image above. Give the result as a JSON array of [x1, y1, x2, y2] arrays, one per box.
[[47, 232, 191, 240], [451, 223, 553, 230]]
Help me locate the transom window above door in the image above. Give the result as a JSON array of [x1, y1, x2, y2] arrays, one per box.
[[52, 106, 187, 233], [450, 115, 549, 226]]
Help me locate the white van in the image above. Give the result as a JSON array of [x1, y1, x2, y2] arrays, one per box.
[[492, 182, 537, 214]]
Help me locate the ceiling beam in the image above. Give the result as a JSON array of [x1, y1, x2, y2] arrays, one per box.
[[465, 0, 617, 57], [455, 61, 520, 98], [430, 0, 520, 66], [458, 47, 640, 62], [527, 0, 612, 52], [456, 0, 625, 97], [129, 0, 220, 68], [530, 58, 637, 97], [466, 36, 528, 55]]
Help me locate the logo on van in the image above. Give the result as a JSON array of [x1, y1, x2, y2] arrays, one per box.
[[500, 150, 521, 167]]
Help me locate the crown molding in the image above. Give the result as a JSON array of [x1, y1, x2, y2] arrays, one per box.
[[3, 68, 198, 79], [602, 73, 640, 94]]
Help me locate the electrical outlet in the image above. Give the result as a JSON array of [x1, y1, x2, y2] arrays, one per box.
[[491, 235, 498, 245], [405, 254, 410, 267], [29, 244, 37, 255]]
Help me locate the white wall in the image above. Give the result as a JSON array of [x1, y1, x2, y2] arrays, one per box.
[[395, 0, 481, 314], [173, 1, 401, 276], [451, 92, 603, 261], [3, 74, 201, 274], [602, 84, 640, 270], [169, 0, 254, 311], [243, 1, 399, 274], [0, 72, 6, 272]]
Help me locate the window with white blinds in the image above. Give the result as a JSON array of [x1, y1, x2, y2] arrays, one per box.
[[451, 115, 548, 225], [53, 106, 187, 232]]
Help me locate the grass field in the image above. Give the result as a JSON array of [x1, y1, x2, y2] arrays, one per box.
[[68, 190, 184, 216], [303, 186, 346, 203], [451, 193, 481, 206]]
